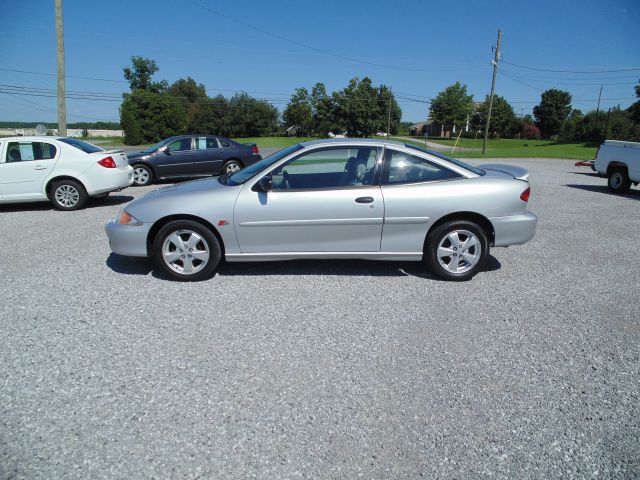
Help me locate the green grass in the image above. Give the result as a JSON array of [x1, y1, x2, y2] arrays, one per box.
[[232, 137, 320, 148], [394, 136, 598, 160]]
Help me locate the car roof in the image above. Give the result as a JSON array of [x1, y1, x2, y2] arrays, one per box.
[[0, 136, 61, 142], [299, 138, 405, 148]]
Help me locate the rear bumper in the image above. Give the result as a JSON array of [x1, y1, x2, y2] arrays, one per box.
[[104, 216, 152, 257], [491, 211, 538, 247], [88, 166, 134, 195]]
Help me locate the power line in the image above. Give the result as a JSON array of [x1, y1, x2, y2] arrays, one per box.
[[502, 60, 640, 74]]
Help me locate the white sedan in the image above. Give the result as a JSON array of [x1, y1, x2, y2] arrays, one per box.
[[0, 136, 133, 210]]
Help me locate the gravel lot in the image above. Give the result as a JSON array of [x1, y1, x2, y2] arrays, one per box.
[[1, 158, 638, 479]]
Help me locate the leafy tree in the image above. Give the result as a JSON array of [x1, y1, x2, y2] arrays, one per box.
[[533, 89, 572, 138], [188, 95, 229, 136], [522, 122, 541, 140], [628, 83, 640, 124], [283, 88, 313, 136], [559, 109, 586, 141], [123, 56, 168, 93], [471, 95, 516, 137], [120, 90, 187, 144], [429, 82, 474, 133], [310, 83, 337, 136], [227, 93, 279, 137], [377, 84, 402, 135], [169, 77, 208, 131]]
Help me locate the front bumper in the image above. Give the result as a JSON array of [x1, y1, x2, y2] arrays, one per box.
[[105, 216, 152, 257], [491, 211, 538, 247]]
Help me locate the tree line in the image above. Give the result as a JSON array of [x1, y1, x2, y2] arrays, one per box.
[[428, 82, 640, 142], [120, 57, 402, 145]]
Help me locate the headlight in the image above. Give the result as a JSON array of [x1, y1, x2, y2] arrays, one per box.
[[116, 209, 142, 226]]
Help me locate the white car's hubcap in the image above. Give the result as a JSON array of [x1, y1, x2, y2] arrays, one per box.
[[55, 185, 79, 207]]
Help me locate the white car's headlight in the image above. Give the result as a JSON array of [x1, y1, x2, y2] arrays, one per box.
[[116, 209, 142, 226]]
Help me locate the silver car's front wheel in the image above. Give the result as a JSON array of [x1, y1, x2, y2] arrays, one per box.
[[426, 220, 489, 281], [162, 229, 210, 275], [153, 220, 222, 281]]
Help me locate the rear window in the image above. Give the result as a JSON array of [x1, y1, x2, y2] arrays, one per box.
[[405, 144, 485, 176], [58, 138, 104, 154]]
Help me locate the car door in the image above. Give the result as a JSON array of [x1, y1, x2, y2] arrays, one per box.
[[234, 146, 383, 253], [190, 136, 225, 175], [379, 147, 464, 253], [153, 137, 195, 178], [0, 140, 58, 200]]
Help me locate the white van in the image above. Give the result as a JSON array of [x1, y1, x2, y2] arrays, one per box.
[[593, 140, 640, 193]]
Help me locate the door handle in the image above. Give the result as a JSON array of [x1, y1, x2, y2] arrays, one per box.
[[34, 165, 47, 170], [355, 196, 374, 204]]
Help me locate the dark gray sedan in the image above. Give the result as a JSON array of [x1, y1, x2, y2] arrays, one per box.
[[126, 134, 261, 186]]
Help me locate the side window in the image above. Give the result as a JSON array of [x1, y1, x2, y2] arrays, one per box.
[[168, 138, 192, 151], [219, 139, 231, 148], [6, 142, 57, 163], [270, 147, 378, 190], [207, 138, 220, 149], [383, 150, 460, 185], [196, 137, 220, 149]]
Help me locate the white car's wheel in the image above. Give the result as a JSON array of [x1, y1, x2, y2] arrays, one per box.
[[50, 180, 88, 211]]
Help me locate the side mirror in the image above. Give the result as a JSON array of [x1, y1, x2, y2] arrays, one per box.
[[160, 145, 170, 155], [252, 175, 272, 192]]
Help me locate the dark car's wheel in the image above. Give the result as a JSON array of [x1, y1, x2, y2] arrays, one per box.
[[608, 168, 631, 193], [50, 179, 88, 211], [132, 164, 153, 186], [425, 220, 489, 281], [153, 220, 221, 281], [222, 159, 242, 174]]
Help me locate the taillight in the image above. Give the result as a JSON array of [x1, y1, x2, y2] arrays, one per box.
[[251, 145, 259, 155], [98, 156, 116, 168], [520, 186, 530, 202]]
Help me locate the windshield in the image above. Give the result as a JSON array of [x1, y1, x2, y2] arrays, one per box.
[[405, 144, 485, 176], [220, 144, 303, 186], [141, 138, 174, 154], [58, 138, 104, 154]]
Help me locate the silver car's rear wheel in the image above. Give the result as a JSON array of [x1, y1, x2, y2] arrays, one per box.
[[425, 220, 489, 281], [437, 230, 481, 274], [153, 220, 222, 281]]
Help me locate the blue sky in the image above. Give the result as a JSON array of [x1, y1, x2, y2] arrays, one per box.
[[2, 0, 639, 124]]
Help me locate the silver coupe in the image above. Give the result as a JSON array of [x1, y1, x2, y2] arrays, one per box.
[[105, 139, 537, 281]]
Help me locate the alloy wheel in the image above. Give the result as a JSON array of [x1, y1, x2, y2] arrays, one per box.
[[161, 229, 210, 275], [54, 185, 80, 208], [225, 162, 241, 174], [134, 167, 150, 185], [437, 230, 481, 273]]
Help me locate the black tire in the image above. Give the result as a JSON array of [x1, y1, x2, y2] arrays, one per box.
[[132, 164, 153, 186], [607, 168, 631, 193], [153, 220, 221, 281], [222, 159, 243, 175], [425, 220, 489, 281], [50, 179, 88, 211]]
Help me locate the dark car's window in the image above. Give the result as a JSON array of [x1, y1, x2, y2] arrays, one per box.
[[383, 149, 460, 185], [5, 141, 57, 162], [219, 139, 231, 147], [196, 137, 219, 149], [141, 138, 175, 154], [58, 138, 104, 153], [168, 138, 192, 151], [221, 144, 303, 186], [271, 146, 377, 190], [405, 144, 485, 176]]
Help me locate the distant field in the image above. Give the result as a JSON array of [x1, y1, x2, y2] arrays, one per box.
[[396, 136, 599, 160]]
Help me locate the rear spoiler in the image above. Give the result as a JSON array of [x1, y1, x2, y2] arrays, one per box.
[[479, 163, 529, 181]]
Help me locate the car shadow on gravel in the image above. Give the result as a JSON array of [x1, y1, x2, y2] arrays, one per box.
[[106, 254, 501, 280], [565, 184, 640, 200], [0, 194, 134, 212]]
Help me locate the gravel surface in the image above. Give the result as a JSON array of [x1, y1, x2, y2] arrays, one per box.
[[1, 158, 638, 479]]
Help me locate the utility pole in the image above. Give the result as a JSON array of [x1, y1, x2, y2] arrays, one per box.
[[594, 85, 602, 129], [55, 0, 67, 136], [386, 87, 392, 139], [603, 107, 611, 141], [482, 29, 502, 155]]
